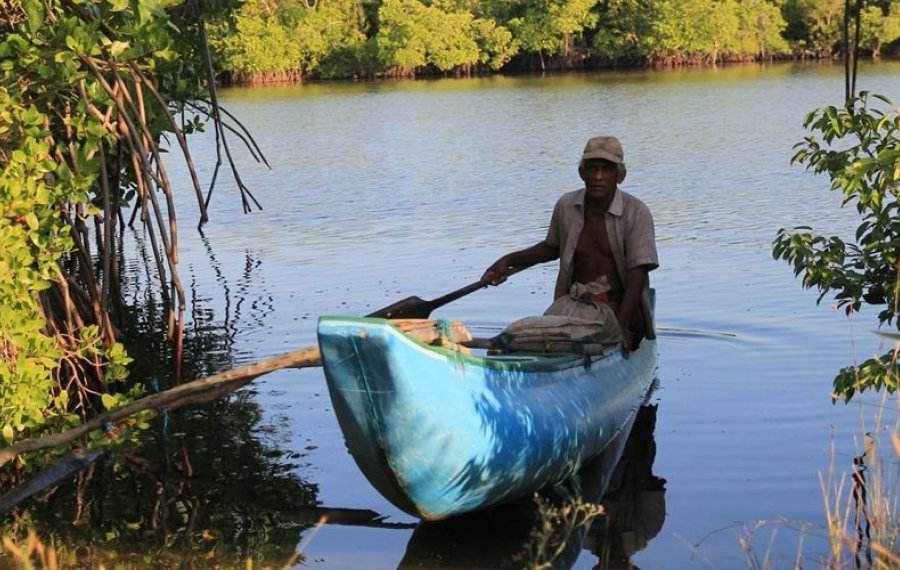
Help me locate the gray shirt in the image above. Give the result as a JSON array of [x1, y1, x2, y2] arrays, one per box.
[[544, 187, 659, 333]]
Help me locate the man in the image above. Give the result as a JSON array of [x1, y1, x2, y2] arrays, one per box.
[[482, 135, 658, 351]]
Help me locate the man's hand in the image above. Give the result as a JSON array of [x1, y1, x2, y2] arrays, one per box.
[[618, 317, 634, 356], [481, 257, 511, 285], [481, 242, 558, 286]]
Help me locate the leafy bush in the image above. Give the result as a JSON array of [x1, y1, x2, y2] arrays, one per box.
[[0, 88, 134, 460], [773, 92, 900, 401], [1, 0, 222, 471]]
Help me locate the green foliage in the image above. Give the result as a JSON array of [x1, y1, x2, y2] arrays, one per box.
[[0, 96, 133, 455], [0, 87, 84, 453], [199, 0, 833, 79], [733, 0, 788, 57], [208, 0, 380, 79], [376, 0, 431, 70], [1, 0, 216, 470], [508, 0, 599, 57], [376, 0, 510, 73], [832, 351, 899, 401], [650, 0, 738, 58], [209, 0, 302, 75], [773, 92, 900, 401], [860, 1, 900, 56], [295, 0, 368, 76], [470, 17, 518, 70], [592, 0, 657, 62], [780, 0, 843, 53], [423, 9, 481, 71], [594, 0, 787, 63]]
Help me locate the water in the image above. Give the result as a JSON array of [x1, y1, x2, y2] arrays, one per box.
[[25, 62, 900, 568]]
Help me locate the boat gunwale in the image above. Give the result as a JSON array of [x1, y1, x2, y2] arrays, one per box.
[[317, 315, 624, 373]]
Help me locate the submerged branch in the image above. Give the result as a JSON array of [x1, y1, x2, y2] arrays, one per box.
[[0, 449, 106, 516], [0, 344, 323, 469]]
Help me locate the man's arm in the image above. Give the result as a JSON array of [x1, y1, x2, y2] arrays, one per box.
[[618, 265, 650, 352], [482, 242, 559, 285]]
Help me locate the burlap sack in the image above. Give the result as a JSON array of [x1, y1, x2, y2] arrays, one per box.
[[500, 278, 622, 345]]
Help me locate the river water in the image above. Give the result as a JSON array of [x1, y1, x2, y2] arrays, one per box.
[[42, 62, 900, 568]]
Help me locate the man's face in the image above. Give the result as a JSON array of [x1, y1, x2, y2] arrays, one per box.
[[580, 159, 619, 202]]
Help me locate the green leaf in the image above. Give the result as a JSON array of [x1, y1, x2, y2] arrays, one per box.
[[2, 424, 14, 443], [24, 0, 45, 32], [109, 41, 130, 57], [101, 393, 118, 410]]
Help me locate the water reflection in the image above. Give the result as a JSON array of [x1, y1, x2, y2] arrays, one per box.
[[10, 395, 319, 566], [585, 405, 666, 569], [396, 405, 665, 569], [2, 233, 317, 566]]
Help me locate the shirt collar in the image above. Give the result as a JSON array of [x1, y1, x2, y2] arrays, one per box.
[[573, 187, 625, 216], [608, 188, 625, 217]]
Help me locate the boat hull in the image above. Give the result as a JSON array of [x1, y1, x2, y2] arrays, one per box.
[[317, 316, 658, 520]]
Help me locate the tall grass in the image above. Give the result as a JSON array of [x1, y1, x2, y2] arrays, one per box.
[[818, 395, 900, 569], [523, 493, 605, 570], [1, 531, 59, 570], [736, 394, 900, 569]]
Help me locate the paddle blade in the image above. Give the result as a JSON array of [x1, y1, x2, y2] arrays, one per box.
[[367, 296, 431, 319]]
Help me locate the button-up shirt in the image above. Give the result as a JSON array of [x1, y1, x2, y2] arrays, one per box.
[[544, 187, 659, 333]]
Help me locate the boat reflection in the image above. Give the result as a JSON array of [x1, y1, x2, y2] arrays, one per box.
[[396, 404, 666, 569], [584, 404, 667, 569]]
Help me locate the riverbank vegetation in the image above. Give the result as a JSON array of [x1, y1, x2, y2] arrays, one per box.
[[205, 0, 900, 83], [0, 0, 265, 480], [773, 85, 900, 563], [820, 402, 900, 568]]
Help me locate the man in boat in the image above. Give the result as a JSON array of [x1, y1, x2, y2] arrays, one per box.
[[482, 135, 658, 352]]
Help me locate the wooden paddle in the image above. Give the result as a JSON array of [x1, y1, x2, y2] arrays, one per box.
[[1, 271, 530, 467], [367, 266, 525, 319]]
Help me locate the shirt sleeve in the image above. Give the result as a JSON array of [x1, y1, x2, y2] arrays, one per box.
[[544, 198, 563, 248], [626, 202, 659, 271]]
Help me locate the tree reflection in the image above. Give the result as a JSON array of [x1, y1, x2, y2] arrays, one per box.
[[3, 245, 321, 567], [11, 394, 319, 566], [396, 404, 666, 569]]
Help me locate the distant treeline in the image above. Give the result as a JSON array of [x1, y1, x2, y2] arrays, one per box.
[[207, 0, 900, 83]]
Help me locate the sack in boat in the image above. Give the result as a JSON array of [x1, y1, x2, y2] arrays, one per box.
[[499, 278, 622, 346]]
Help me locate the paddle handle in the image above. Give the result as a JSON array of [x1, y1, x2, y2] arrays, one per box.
[[420, 265, 528, 315], [367, 265, 529, 319]]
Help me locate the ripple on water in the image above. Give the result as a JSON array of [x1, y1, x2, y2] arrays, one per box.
[[130, 62, 900, 569]]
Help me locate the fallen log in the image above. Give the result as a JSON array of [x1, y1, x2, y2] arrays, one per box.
[[0, 319, 468, 469], [0, 344, 321, 469], [0, 448, 106, 515]]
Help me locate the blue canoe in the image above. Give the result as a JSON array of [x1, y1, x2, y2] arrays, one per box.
[[316, 315, 658, 520]]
